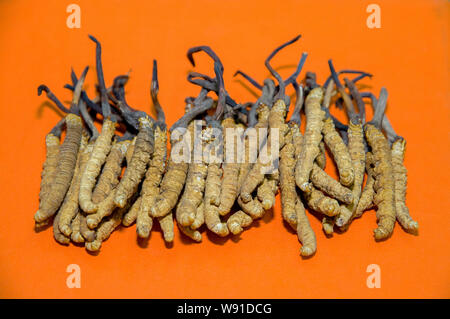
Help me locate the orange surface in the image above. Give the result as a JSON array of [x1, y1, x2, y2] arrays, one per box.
[[0, 0, 448, 299]]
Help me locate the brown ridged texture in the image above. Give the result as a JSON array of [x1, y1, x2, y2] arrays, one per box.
[[295, 88, 325, 191], [237, 196, 264, 219], [35, 114, 83, 223], [293, 126, 353, 204], [85, 208, 124, 252], [255, 103, 270, 130], [355, 152, 375, 217], [53, 211, 70, 245], [78, 119, 116, 213], [122, 197, 140, 226], [190, 201, 204, 230], [310, 164, 353, 204], [125, 137, 136, 165], [238, 104, 270, 189], [178, 225, 202, 242], [136, 210, 153, 238], [279, 126, 298, 229], [336, 121, 366, 227], [391, 138, 418, 233], [58, 134, 89, 236], [137, 126, 167, 238], [204, 163, 228, 236], [91, 140, 129, 204], [292, 126, 341, 217], [257, 177, 277, 210], [304, 187, 340, 217], [150, 122, 193, 217], [235, 135, 262, 226], [176, 160, 207, 226], [35, 220, 50, 228], [85, 138, 128, 230], [336, 205, 352, 228], [365, 124, 396, 240], [119, 138, 137, 223], [218, 118, 241, 216], [115, 117, 154, 208], [322, 117, 354, 186], [176, 124, 209, 227], [70, 213, 84, 243], [240, 99, 287, 202], [237, 127, 251, 192], [87, 180, 133, 229], [227, 210, 253, 235], [235, 104, 269, 220], [296, 195, 316, 257], [158, 213, 174, 242], [39, 133, 60, 206], [316, 140, 326, 169], [322, 216, 335, 235], [292, 127, 303, 158], [79, 213, 96, 242], [79, 141, 98, 244]]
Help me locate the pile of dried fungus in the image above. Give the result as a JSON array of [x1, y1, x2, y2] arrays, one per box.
[[35, 35, 418, 255]]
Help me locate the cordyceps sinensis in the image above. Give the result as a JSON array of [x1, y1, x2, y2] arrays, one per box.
[[367, 92, 418, 235], [355, 151, 376, 218], [109, 74, 156, 209], [54, 125, 89, 244], [233, 60, 301, 221], [132, 60, 172, 240], [65, 69, 122, 241], [177, 47, 227, 236], [187, 49, 243, 219], [34, 66, 88, 224], [280, 81, 317, 256], [235, 78, 274, 219], [240, 35, 304, 204], [203, 62, 231, 236], [310, 60, 354, 188], [82, 74, 149, 230], [364, 87, 396, 240], [294, 87, 325, 191], [62, 69, 118, 240], [175, 106, 216, 240], [35, 118, 64, 229], [188, 74, 242, 216], [150, 91, 214, 226], [295, 73, 355, 205], [79, 35, 117, 214], [327, 77, 367, 228], [288, 88, 342, 222], [154, 46, 222, 231], [57, 99, 95, 238]]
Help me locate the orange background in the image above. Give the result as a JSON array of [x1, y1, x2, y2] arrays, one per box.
[[0, 0, 448, 298]]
